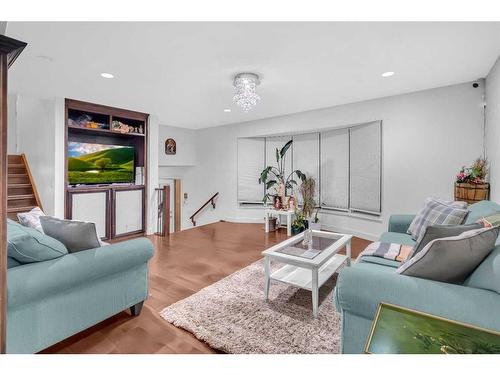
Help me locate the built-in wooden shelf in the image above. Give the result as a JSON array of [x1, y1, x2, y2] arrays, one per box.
[[65, 98, 149, 240], [67, 125, 146, 138]]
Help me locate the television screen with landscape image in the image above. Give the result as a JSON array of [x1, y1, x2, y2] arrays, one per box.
[[68, 142, 135, 185]]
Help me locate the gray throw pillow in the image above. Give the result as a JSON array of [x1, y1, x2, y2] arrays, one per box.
[[408, 223, 483, 260], [7, 219, 68, 263], [397, 226, 500, 284], [40, 216, 101, 253], [407, 198, 469, 242]]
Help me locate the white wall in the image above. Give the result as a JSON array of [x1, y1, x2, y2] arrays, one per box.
[[181, 82, 485, 240], [158, 125, 197, 166], [10, 94, 61, 215], [486, 56, 500, 202]]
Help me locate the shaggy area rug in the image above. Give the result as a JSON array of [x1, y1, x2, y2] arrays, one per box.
[[160, 259, 342, 354]]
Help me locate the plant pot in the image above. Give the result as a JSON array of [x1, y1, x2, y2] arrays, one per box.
[[291, 226, 305, 235], [454, 182, 490, 204]]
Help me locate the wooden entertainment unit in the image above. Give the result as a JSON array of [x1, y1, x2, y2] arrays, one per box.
[[64, 99, 149, 240]]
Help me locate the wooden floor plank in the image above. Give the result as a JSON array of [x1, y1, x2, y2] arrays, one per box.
[[41, 222, 370, 354]]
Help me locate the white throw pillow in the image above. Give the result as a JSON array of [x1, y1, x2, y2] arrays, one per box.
[[17, 207, 46, 233]]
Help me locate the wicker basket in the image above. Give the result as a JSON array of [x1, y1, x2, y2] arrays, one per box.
[[454, 182, 490, 204]]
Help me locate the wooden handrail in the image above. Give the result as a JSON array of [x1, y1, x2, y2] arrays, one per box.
[[190, 192, 219, 226]]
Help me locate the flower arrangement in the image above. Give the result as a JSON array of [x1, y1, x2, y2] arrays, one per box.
[[456, 157, 489, 184]]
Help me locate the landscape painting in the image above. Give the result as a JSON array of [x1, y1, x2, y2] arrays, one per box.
[[68, 142, 135, 185], [365, 303, 500, 354]]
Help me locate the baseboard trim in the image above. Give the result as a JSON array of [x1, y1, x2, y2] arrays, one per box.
[[223, 216, 264, 224], [223, 217, 377, 241]]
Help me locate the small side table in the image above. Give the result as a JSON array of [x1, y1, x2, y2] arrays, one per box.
[[264, 208, 295, 236]]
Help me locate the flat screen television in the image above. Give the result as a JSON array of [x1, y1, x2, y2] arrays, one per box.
[[68, 142, 135, 185]]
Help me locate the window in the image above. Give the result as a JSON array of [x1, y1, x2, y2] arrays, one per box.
[[237, 137, 265, 203], [237, 121, 382, 216], [349, 121, 382, 214], [320, 128, 349, 210], [293, 133, 320, 203]]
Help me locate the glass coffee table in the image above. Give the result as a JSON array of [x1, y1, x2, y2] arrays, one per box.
[[262, 230, 352, 318]]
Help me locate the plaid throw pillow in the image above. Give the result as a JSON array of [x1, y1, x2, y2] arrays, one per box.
[[407, 198, 469, 241]]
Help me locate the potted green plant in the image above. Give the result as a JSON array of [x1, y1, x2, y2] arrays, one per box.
[[259, 140, 306, 206], [291, 209, 307, 235]]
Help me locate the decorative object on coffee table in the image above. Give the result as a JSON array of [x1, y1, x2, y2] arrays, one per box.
[[262, 229, 352, 318], [365, 303, 500, 354], [455, 157, 490, 204], [259, 140, 305, 204]]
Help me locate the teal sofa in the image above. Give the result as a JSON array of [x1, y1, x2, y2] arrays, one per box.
[[334, 200, 500, 354], [7, 230, 154, 353]]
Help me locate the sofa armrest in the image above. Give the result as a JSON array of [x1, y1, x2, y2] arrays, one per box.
[[7, 238, 154, 308], [387, 214, 415, 234], [335, 263, 500, 332]]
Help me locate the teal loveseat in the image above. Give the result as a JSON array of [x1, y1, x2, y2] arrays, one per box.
[[6, 226, 154, 354], [334, 200, 500, 354]]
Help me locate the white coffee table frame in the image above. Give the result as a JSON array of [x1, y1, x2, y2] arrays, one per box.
[[264, 208, 295, 236], [262, 230, 352, 318]]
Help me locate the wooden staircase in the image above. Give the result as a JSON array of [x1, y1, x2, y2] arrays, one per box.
[[7, 154, 43, 221]]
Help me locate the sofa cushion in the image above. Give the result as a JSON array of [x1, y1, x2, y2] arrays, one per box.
[[7, 257, 21, 269], [407, 198, 469, 241], [397, 226, 499, 284], [464, 245, 500, 294], [379, 232, 416, 246], [465, 200, 500, 224], [17, 206, 46, 232], [7, 219, 68, 264], [40, 216, 101, 253], [409, 223, 483, 260]]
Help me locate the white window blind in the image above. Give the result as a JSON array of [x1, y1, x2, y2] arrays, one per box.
[[265, 136, 292, 195], [293, 133, 320, 203], [349, 121, 382, 214], [320, 128, 349, 210], [237, 137, 265, 203]]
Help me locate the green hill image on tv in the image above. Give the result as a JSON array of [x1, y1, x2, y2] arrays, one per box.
[[68, 142, 135, 184]]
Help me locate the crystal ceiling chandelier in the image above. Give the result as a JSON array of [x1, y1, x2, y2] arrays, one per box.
[[233, 73, 261, 112]]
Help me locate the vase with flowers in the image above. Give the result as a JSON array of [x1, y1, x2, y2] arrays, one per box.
[[455, 157, 490, 204]]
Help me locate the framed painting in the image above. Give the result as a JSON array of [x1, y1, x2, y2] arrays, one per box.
[[165, 138, 176, 155], [365, 302, 500, 354]]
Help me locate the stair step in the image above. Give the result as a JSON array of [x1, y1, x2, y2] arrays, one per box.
[[8, 194, 35, 201], [7, 206, 35, 214], [8, 163, 25, 168], [7, 155, 23, 163], [8, 183, 31, 188]]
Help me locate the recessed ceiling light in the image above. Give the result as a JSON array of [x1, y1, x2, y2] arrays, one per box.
[[381, 71, 395, 77], [224, 109, 231, 112], [100, 72, 114, 79]]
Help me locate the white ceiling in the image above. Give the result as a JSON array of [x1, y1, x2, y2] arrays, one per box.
[[6, 22, 500, 129]]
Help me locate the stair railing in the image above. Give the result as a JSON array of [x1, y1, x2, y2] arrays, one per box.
[[155, 186, 170, 236], [190, 192, 219, 226]]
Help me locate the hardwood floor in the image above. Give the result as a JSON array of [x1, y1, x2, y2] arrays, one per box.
[[41, 222, 371, 354]]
